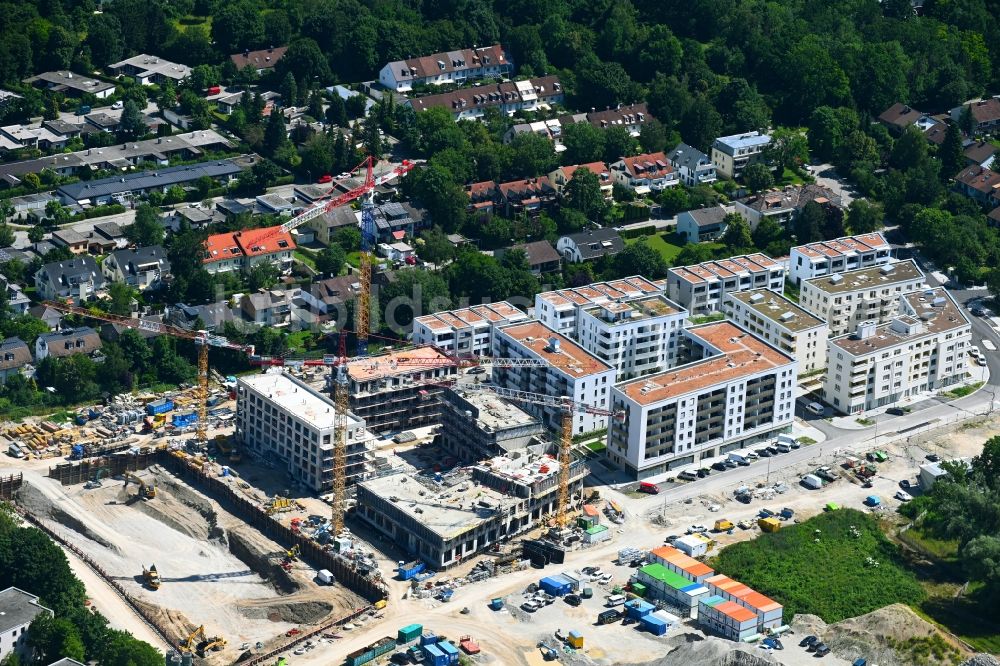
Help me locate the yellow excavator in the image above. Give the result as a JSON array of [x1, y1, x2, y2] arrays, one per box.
[[124, 472, 156, 499], [285, 544, 300, 561], [142, 564, 160, 590], [180, 625, 226, 656]]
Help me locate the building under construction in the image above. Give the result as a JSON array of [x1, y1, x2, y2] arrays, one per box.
[[345, 346, 457, 434], [354, 449, 587, 569], [437, 387, 546, 461], [235, 371, 377, 491]]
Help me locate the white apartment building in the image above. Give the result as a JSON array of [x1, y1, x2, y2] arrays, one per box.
[[723, 290, 829, 375], [824, 288, 970, 414], [492, 321, 616, 435], [0, 587, 52, 663], [412, 302, 528, 357], [607, 322, 797, 479], [799, 259, 925, 338], [710, 131, 771, 180], [235, 371, 376, 492], [576, 295, 688, 380], [534, 276, 664, 337], [789, 233, 892, 286], [667, 254, 785, 315]]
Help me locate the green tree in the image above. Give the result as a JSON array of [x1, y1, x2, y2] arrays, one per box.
[[404, 165, 466, 232], [939, 121, 964, 180], [126, 205, 164, 247], [211, 1, 265, 53], [603, 125, 639, 164], [96, 629, 163, 666], [564, 169, 606, 221], [189, 64, 220, 91], [276, 39, 333, 88], [639, 118, 671, 154], [743, 163, 774, 193], [0, 225, 14, 248], [657, 187, 690, 217], [613, 240, 669, 279], [846, 200, 885, 234], [263, 111, 290, 156], [561, 123, 605, 166], [752, 216, 790, 257], [794, 201, 826, 243], [245, 263, 279, 291], [416, 226, 455, 265], [315, 245, 346, 276], [29, 616, 86, 664], [28, 225, 44, 243], [765, 127, 810, 172], [105, 282, 136, 317], [280, 72, 299, 108], [679, 97, 723, 152], [508, 132, 559, 179], [380, 269, 451, 330], [720, 213, 754, 252]]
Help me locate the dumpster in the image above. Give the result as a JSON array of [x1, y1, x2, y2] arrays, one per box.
[[631, 582, 647, 597], [398, 560, 426, 580], [489, 598, 504, 611], [346, 636, 396, 666], [147, 398, 175, 415]]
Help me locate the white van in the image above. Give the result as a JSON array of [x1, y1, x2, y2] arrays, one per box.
[[605, 594, 626, 607], [806, 401, 825, 416], [678, 470, 698, 481], [775, 441, 792, 453]]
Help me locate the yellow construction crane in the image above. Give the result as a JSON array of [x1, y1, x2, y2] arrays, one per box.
[[124, 472, 156, 499]]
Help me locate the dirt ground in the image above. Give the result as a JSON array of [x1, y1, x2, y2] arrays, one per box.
[[14, 465, 365, 663]]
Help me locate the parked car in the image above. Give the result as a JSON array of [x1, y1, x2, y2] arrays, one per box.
[[926, 453, 940, 462], [895, 490, 913, 502], [711, 462, 728, 471], [969, 346, 982, 358], [886, 407, 906, 416], [521, 600, 541, 612], [806, 401, 825, 415], [697, 469, 709, 478], [756, 448, 772, 458], [766, 446, 780, 455], [899, 479, 911, 490], [599, 573, 613, 583], [971, 306, 986, 316], [687, 525, 708, 534], [564, 594, 581, 607], [976, 356, 987, 366], [814, 644, 831, 657], [799, 635, 818, 648], [466, 366, 487, 374]]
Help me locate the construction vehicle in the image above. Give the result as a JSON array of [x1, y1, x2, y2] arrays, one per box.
[[713, 519, 734, 532], [143, 564, 160, 590], [285, 544, 301, 561], [84, 467, 108, 490], [266, 497, 293, 514], [124, 472, 155, 499], [181, 625, 227, 656]]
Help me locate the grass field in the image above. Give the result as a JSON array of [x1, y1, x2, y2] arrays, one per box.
[[624, 232, 724, 266], [710, 509, 926, 623]]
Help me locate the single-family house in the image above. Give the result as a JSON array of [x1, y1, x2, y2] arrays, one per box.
[[109, 55, 191, 85], [203, 226, 296, 275], [0, 588, 53, 662], [954, 165, 1000, 207], [964, 141, 997, 169], [0, 338, 32, 384], [677, 206, 730, 243], [501, 240, 561, 275], [951, 98, 1000, 135], [466, 180, 497, 218], [50, 229, 89, 254], [35, 257, 106, 304], [878, 103, 925, 135], [556, 228, 624, 263], [240, 289, 295, 327], [610, 152, 678, 194], [27, 304, 63, 330], [167, 301, 237, 332], [734, 184, 842, 230], [230, 47, 288, 74], [667, 143, 716, 186], [378, 241, 415, 263], [298, 275, 360, 324], [102, 246, 171, 291], [308, 205, 358, 246], [586, 103, 652, 136], [0, 276, 30, 314], [35, 327, 102, 360], [23, 71, 115, 99], [549, 162, 613, 199]]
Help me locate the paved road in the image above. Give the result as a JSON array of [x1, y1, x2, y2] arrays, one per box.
[[811, 163, 856, 206]]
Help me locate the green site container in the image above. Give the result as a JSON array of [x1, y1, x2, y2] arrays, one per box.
[[347, 637, 396, 666], [581, 587, 593, 599], [631, 582, 647, 597], [398, 624, 423, 644]]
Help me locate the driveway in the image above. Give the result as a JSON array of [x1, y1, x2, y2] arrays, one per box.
[[810, 163, 856, 206]]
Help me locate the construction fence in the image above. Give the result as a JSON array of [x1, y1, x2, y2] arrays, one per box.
[[0, 472, 23, 500], [48, 451, 159, 485]]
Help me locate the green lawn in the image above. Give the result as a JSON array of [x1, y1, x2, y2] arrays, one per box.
[[294, 249, 316, 269], [346, 251, 362, 268], [625, 232, 724, 266]]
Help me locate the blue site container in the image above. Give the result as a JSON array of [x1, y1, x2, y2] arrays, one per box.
[[625, 599, 655, 619], [147, 398, 174, 415], [422, 643, 448, 666], [539, 576, 571, 597], [398, 560, 426, 581], [420, 633, 438, 647], [640, 614, 668, 636], [437, 640, 459, 665]]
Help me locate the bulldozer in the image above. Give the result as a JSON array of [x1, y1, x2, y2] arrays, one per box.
[[124, 472, 155, 499], [181, 625, 226, 656], [142, 564, 160, 590]]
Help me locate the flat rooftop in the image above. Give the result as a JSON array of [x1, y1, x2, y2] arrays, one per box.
[[0, 587, 49, 632], [238, 371, 361, 430], [346, 344, 454, 382], [793, 232, 889, 260], [583, 294, 685, 324], [497, 321, 612, 377], [448, 387, 538, 431], [728, 289, 824, 333], [360, 469, 506, 539], [414, 301, 527, 332], [669, 253, 780, 284], [804, 258, 923, 294], [617, 322, 795, 405], [830, 288, 969, 356], [476, 451, 563, 484], [536, 275, 662, 310]]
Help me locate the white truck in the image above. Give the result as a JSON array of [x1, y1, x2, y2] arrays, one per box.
[[801, 474, 823, 490], [317, 569, 335, 585]]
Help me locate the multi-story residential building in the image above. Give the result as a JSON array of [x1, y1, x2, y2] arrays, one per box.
[[676, 206, 729, 244], [492, 321, 616, 435], [34, 327, 102, 361], [587, 104, 653, 136], [437, 387, 546, 461], [378, 45, 512, 92], [108, 55, 191, 85], [607, 322, 797, 479], [733, 184, 842, 230], [667, 254, 785, 315], [34, 257, 106, 305], [345, 346, 458, 434], [799, 259, 925, 338], [548, 162, 613, 199], [56, 158, 247, 206], [466, 177, 560, 217], [503, 105, 655, 150], [203, 226, 296, 275], [235, 372, 376, 491], [355, 449, 586, 569], [405, 76, 562, 121], [711, 131, 771, 180], [0, 587, 53, 663], [534, 276, 664, 337], [101, 245, 171, 291], [723, 290, 829, 375], [576, 295, 688, 380], [609, 152, 678, 193], [788, 233, 892, 286], [667, 143, 717, 186], [412, 302, 528, 357], [824, 288, 971, 414]]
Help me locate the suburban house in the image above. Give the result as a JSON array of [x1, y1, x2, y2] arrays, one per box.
[[587, 103, 653, 136], [203, 226, 296, 275], [500, 240, 561, 275], [0, 338, 32, 384], [0, 124, 71, 151], [23, 71, 115, 98], [378, 241, 415, 263], [372, 202, 427, 243], [108, 55, 191, 85], [167, 302, 236, 332], [298, 275, 360, 324], [989, 206, 1000, 227], [677, 206, 730, 244], [0, 588, 53, 663], [34, 327, 102, 361], [35, 257, 106, 305], [556, 228, 624, 263], [951, 98, 1000, 135], [964, 141, 997, 169], [0, 276, 30, 314], [711, 131, 771, 180], [503, 107, 655, 150], [308, 205, 358, 246], [610, 152, 678, 194], [734, 184, 842, 229], [549, 162, 613, 199], [954, 165, 1000, 207], [466, 180, 497, 218], [102, 246, 171, 291], [378, 45, 513, 92], [27, 304, 63, 330], [240, 289, 295, 327], [878, 103, 925, 134], [667, 143, 717, 186], [50, 229, 89, 254], [497, 177, 557, 216], [405, 76, 563, 121], [230, 47, 288, 74]]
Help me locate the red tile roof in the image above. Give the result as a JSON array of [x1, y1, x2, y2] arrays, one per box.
[[203, 225, 296, 264], [618, 151, 673, 179], [230, 47, 288, 70]]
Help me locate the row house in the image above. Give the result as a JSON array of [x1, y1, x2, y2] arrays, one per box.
[[950, 98, 1000, 136], [610, 151, 678, 194], [548, 162, 613, 199], [954, 165, 1000, 208], [379, 45, 512, 92], [406, 76, 563, 121], [203, 226, 296, 275]]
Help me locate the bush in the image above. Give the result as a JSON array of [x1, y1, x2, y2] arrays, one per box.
[[619, 225, 657, 239]]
